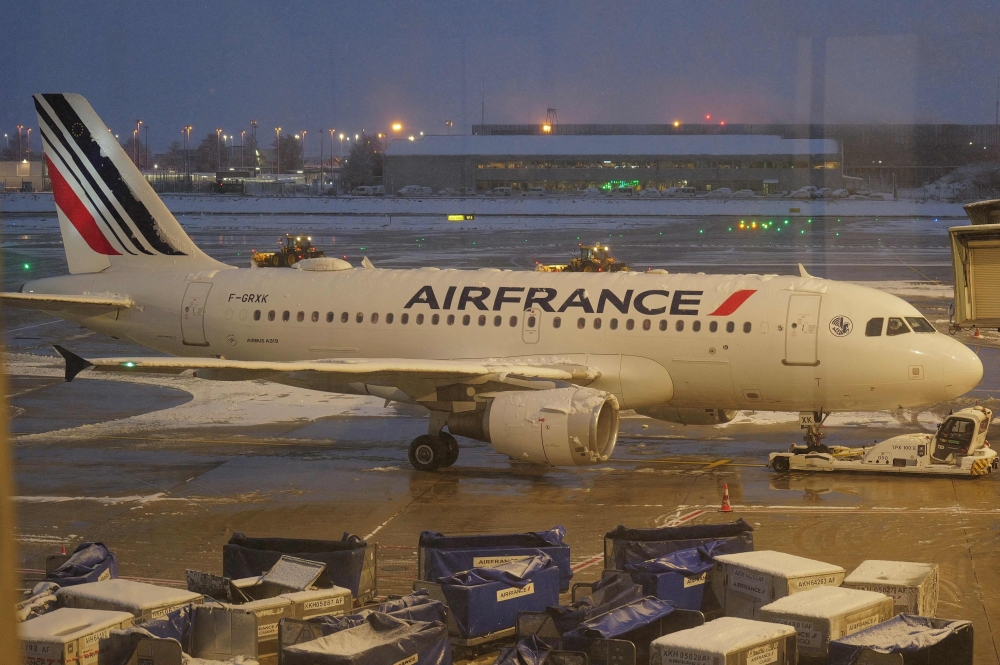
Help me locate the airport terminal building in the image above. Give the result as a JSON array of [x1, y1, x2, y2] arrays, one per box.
[[384, 134, 843, 194]]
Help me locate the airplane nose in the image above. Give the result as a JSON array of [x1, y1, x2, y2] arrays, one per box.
[[942, 341, 983, 399]]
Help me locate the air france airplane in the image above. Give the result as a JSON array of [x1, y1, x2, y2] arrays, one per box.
[[2, 94, 983, 471]]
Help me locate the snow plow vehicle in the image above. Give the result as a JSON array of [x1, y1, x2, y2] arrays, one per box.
[[536, 243, 630, 273], [769, 406, 998, 477], [251, 234, 325, 268]]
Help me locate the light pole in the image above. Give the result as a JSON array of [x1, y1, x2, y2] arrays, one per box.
[[300, 130, 307, 171], [16, 125, 22, 161], [250, 120, 257, 167], [216, 128, 222, 170], [135, 120, 142, 165], [25, 128, 31, 159], [328, 129, 335, 171], [339, 133, 344, 159], [275, 127, 281, 174], [241, 130, 246, 168], [184, 126, 192, 189]]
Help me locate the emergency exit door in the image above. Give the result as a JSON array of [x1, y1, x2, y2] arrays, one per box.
[[181, 282, 212, 346], [522, 308, 541, 344], [784, 294, 821, 365]]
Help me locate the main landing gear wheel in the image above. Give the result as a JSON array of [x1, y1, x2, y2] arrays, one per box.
[[440, 432, 459, 467], [772, 456, 790, 473], [408, 435, 447, 472]]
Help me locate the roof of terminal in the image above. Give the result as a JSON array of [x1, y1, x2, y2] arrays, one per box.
[[385, 134, 839, 157]]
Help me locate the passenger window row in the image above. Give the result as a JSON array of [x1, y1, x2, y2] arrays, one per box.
[[865, 316, 935, 337], [251, 309, 752, 332]]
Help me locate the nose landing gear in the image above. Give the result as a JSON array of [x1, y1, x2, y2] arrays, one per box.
[[407, 411, 460, 471]]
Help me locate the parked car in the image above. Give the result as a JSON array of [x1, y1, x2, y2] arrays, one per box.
[[662, 186, 697, 197], [732, 189, 756, 198], [397, 185, 433, 196], [351, 186, 375, 196], [639, 187, 661, 198], [581, 187, 603, 197], [522, 186, 546, 197], [814, 187, 833, 198], [830, 188, 849, 198], [789, 186, 816, 199], [704, 187, 734, 198], [438, 188, 458, 196], [612, 186, 634, 196], [491, 187, 513, 196], [457, 187, 478, 196]]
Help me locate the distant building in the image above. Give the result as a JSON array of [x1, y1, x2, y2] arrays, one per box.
[[0, 160, 47, 192], [384, 134, 841, 194]]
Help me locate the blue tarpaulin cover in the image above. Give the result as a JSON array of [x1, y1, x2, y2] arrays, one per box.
[[420, 527, 573, 592], [623, 543, 722, 610], [605, 520, 754, 568], [312, 591, 448, 633], [223, 532, 368, 596], [46, 542, 118, 587], [828, 615, 974, 665], [439, 554, 562, 638], [546, 574, 644, 635], [137, 605, 193, 644], [565, 597, 675, 641], [495, 635, 564, 665], [282, 612, 452, 665]]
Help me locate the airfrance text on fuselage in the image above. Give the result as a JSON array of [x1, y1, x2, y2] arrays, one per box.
[[403, 286, 704, 316]]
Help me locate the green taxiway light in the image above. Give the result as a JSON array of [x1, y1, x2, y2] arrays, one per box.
[[23, 263, 30, 270], [124, 362, 135, 368], [836, 232, 840, 236], [699, 229, 704, 234], [728, 227, 732, 231], [783, 220, 789, 225], [800, 230, 805, 234]]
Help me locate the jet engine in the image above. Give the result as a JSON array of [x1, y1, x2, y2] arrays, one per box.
[[447, 387, 619, 466], [635, 406, 739, 426]]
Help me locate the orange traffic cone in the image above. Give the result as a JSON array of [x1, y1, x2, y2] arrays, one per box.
[[719, 484, 733, 512], [974, 328, 982, 339], [60, 545, 66, 555]]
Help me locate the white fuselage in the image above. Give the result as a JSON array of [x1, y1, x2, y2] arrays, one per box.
[[24, 266, 982, 412]]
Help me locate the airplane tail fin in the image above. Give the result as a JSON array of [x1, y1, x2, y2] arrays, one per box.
[[33, 93, 223, 274]]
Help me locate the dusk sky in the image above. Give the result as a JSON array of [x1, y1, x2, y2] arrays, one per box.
[[3, 1, 999, 156]]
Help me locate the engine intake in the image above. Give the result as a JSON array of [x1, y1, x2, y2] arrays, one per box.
[[634, 406, 738, 426], [447, 387, 619, 466]]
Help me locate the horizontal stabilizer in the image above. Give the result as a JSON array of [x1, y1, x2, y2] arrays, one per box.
[[2, 292, 133, 316], [53, 345, 94, 382]]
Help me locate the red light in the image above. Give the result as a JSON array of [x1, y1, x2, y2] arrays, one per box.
[[705, 114, 711, 120], [720, 121, 725, 126]]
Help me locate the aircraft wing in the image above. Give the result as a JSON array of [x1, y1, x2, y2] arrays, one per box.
[[52, 346, 600, 402], [2, 292, 133, 316]]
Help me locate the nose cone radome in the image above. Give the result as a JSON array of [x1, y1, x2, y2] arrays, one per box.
[[942, 341, 983, 400]]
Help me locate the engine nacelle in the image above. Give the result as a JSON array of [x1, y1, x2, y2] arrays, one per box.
[[447, 387, 619, 466], [635, 406, 739, 426]]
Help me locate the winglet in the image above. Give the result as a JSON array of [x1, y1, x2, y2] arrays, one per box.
[[53, 345, 93, 382], [361, 256, 375, 269], [798, 263, 813, 278]]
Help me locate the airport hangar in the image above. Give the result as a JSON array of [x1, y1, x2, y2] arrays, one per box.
[[383, 134, 843, 194]]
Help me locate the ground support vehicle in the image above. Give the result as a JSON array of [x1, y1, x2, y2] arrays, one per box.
[[536, 244, 630, 273], [769, 406, 998, 476], [251, 234, 325, 268]]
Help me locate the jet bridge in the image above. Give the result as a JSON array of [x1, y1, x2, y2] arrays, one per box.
[[949, 199, 1000, 329]]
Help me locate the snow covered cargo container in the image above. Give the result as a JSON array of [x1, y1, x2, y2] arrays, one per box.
[[711, 550, 845, 619], [828, 614, 973, 665], [842, 560, 938, 617], [280, 613, 451, 665], [56, 579, 203, 622], [759, 586, 894, 660], [649, 616, 797, 665], [418, 526, 573, 591], [222, 595, 293, 656], [20, 608, 134, 665], [283, 587, 353, 620]]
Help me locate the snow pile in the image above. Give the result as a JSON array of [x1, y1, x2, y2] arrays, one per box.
[[901, 162, 1000, 202]]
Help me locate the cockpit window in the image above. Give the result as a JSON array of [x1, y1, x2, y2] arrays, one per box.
[[886, 317, 910, 336], [905, 317, 935, 333], [865, 317, 884, 337]]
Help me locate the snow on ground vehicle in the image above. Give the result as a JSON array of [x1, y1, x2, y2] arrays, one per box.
[[769, 406, 998, 476], [251, 234, 325, 268], [639, 187, 661, 198], [536, 243, 630, 273]]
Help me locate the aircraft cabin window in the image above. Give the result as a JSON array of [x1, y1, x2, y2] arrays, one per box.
[[509, 316, 517, 327], [386, 313, 394, 324], [254, 310, 261, 321], [886, 317, 910, 336], [326, 312, 334, 323], [478, 315, 486, 326], [527, 315, 536, 327], [577, 317, 586, 329], [341, 312, 349, 323], [447, 314, 455, 325], [282, 311, 290, 322], [693, 320, 701, 332], [643, 319, 651, 331], [675, 320, 684, 332], [553, 316, 561, 328], [356, 312, 364, 323], [401, 313, 409, 324], [297, 311, 304, 322], [462, 314, 470, 326], [610, 319, 618, 330], [659, 320, 667, 331], [416, 313, 424, 324], [626, 319, 635, 331], [239, 310, 247, 321], [865, 318, 883, 336], [594, 318, 602, 330], [743, 322, 752, 333], [432, 314, 440, 325], [709, 321, 718, 333], [726, 321, 735, 333], [311, 311, 319, 322], [268, 310, 275, 321], [494, 315, 502, 327], [906, 317, 935, 333], [371, 313, 379, 323]]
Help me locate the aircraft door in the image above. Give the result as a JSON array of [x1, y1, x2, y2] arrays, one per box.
[[784, 294, 821, 365], [522, 308, 540, 344], [181, 282, 213, 346]]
